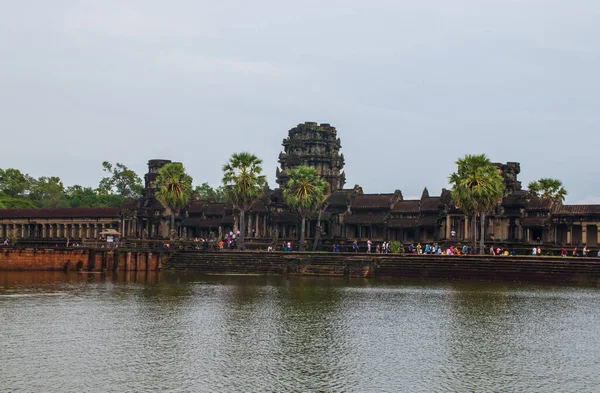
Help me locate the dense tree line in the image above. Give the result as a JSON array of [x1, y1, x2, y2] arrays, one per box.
[[0, 162, 143, 209]]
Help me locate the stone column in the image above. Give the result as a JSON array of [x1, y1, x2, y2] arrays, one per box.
[[21, 224, 26, 239], [445, 216, 451, 239], [567, 226, 572, 245], [255, 214, 260, 237], [0, 224, 4, 239], [582, 223, 588, 245]]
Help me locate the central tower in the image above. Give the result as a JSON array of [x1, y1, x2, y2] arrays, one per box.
[[276, 122, 346, 192]]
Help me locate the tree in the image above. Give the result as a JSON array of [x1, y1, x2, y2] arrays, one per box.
[[155, 163, 193, 236], [528, 178, 567, 205], [29, 176, 68, 208], [222, 152, 267, 250], [0, 168, 34, 198], [98, 161, 143, 199], [0, 196, 37, 209], [194, 182, 225, 202], [64, 185, 123, 207], [449, 154, 505, 254], [282, 166, 328, 252]]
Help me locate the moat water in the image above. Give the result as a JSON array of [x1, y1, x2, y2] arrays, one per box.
[[1, 272, 599, 392]]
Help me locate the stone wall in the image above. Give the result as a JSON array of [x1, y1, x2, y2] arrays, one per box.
[[164, 251, 600, 286], [0, 248, 164, 272]]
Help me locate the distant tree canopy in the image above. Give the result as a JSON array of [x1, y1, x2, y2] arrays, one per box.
[[194, 182, 225, 202], [527, 178, 567, 205], [0, 161, 143, 209]]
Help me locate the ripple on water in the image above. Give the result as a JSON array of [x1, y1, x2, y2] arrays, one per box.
[[1, 273, 600, 392]]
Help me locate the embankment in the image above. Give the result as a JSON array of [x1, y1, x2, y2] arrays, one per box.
[[164, 250, 600, 286], [2, 248, 600, 286], [0, 247, 165, 272]]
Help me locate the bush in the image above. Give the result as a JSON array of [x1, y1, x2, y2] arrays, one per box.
[[389, 241, 402, 254]]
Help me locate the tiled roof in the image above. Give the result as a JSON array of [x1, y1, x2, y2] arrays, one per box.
[[351, 194, 395, 209], [204, 203, 226, 215], [187, 200, 208, 213], [526, 197, 552, 211], [325, 190, 355, 206], [0, 208, 121, 219], [420, 197, 442, 212], [387, 218, 419, 228], [392, 200, 420, 213], [551, 205, 600, 215], [344, 212, 388, 225]]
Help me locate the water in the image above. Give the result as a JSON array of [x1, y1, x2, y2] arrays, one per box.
[[1, 272, 600, 392]]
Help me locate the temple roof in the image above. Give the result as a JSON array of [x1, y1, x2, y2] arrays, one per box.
[[204, 203, 226, 215], [0, 208, 121, 219], [351, 194, 396, 209], [420, 197, 442, 212], [526, 197, 552, 211], [187, 200, 208, 213], [392, 200, 420, 213], [344, 212, 389, 225], [551, 205, 600, 216], [325, 189, 356, 206]]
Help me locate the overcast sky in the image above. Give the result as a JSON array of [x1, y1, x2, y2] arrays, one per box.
[[1, 1, 599, 203]]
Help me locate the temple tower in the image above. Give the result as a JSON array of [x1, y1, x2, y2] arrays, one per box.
[[276, 122, 346, 192], [143, 159, 171, 198]]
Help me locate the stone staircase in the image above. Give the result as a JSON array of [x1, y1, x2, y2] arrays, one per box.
[[162, 251, 376, 277], [162, 251, 600, 285]]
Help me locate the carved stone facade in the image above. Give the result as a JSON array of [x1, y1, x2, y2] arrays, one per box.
[[3, 122, 600, 251], [276, 122, 345, 192]]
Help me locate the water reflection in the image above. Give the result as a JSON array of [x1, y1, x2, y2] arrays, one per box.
[[1, 272, 600, 392]]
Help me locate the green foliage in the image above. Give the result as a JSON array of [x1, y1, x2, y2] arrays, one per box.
[[222, 152, 267, 249], [0, 168, 34, 198], [64, 185, 123, 208], [389, 241, 402, 254], [283, 166, 328, 217], [528, 178, 567, 205], [29, 176, 68, 208], [0, 196, 37, 209], [98, 161, 143, 199], [449, 154, 505, 254], [222, 152, 267, 211], [282, 166, 328, 251], [449, 154, 505, 214], [194, 182, 225, 202], [156, 163, 193, 232]]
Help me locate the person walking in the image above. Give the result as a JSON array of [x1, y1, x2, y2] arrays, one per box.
[[367, 239, 373, 253]]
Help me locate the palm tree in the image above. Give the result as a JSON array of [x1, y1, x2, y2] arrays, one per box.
[[528, 178, 567, 205], [449, 154, 505, 254], [155, 163, 193, 237], [222, 152, 267, 250], [282, 166, 328, 251]]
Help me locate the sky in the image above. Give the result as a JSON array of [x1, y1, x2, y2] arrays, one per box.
[[1, 1, 599, 203]]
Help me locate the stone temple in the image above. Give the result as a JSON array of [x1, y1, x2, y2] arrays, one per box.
[[2, 121, 600, 251]]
